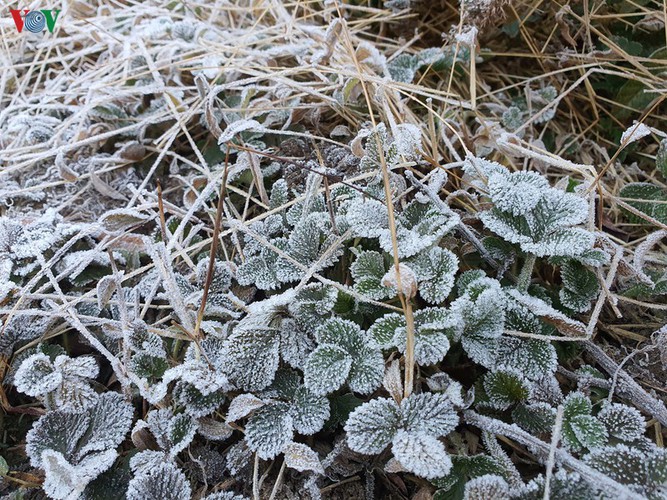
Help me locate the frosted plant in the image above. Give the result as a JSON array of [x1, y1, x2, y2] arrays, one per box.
[[163, 338, 231, 416], [132, 408, 198, 461], [517, 469, 600, 499], [126, 462, 191, 500], [14, 351, 99, 412], [0, 312, 51, 356], [345, 393, 458, 479], [369, 307, 462, 365], [26, 393, 134, 499], [350, 250, 394, 300], [463, 474, 509, 500], [597, 403, 646, 442], [482, 369, 532, 411], [464, 157, 595, 257], [451, 275, 506, 367], [378, 200, 459, 258], [585, 444, 667, 497], [561, 392, 608, 452], [554, 259, 600, 312], [407, 246, 459, 304], [0, 209, 80, 283], [303, 318, 384, 395], [227, 369, 329, 460]]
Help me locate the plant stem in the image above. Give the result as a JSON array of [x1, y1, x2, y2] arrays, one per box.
[[518, 253, 536, 292], [403, 298, 416, 399]]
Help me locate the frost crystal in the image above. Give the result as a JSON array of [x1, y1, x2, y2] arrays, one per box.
[[15, 353, 99, 412], [304, 318, 384, 395], [26, 393, 133, 499], [345, 393, 458, 479], [126, 462, 192, 500]]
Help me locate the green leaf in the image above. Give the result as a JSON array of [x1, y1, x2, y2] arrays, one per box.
[[620, 182, 667, 224], [0, 456, 8, 476], [495, 337, 557, 380], [350, 250, 392, 300], [512, 402, 556, 435], [409, 247, 459, 304], [245, 403, 293, 459], [325, 393, 363, 430], [559, 260, 599, 312], [344, 397, 401, 454], [303, 345, 352, 395], [483, 370, 530, 410], [569, 414, 607, 449]]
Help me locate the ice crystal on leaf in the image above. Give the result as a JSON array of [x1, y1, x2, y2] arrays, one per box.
[[463, 474, 510, 500], [597, 403, 646, 442], [345, 393, 458, 479], [304, 318, 384, 395], [465, 158, 594, 257], [26, 393, 133, 499], [379, 200, 459, 259], [561, 392, 607, 452], [350, 250, 393, 300], [241, 370, 329, 459], [14, 352, 99, 412], [133, 408, 198, 459], [408, 246, 459, 304], [369, 307, 461, 365], [126, 462, 191, 500]]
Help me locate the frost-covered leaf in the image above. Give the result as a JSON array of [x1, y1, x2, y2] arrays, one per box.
[[598, 403, 645, 442], [304, 318, 383, 395], [346, 393, 458, 479], [173, 382, 226, 418], [41, 449, 117, 500], [350, 250, 393, 300], [288, 379, 331, 435], [483, 369, 530, 410], [344, 198, 389, 238], [620, 121, 651, 145], [619, 182, 667, 224], [244, 403, 293, 459], [570, 415, 607, 450], [487, 171, 549, 217], [345, 397, 401, 454], [100, 209, 150, 232], [282, 442, 324, 474], [126, 462, 191, 500], [14, 353, 62, 397], [226, 394, 266, 423], [141, 409, 198, 457], [288, 283, 338, 329], [401, 393, 458, 436], [304, 345, 352, 395], [463, 474, 509, 500], [561, 392, 603, 451], [408, 247, 459, 304], [392, 430, 452, 479], [474, 162, 595, 257], [494, 337, 557, 380], [14, 353, 99, 412], [507, 289, 586, 337], [512, 402, 556, 435], [378, 201, 460, 259], [369, 308, 460, 366], [559, 260, 599, 312], [26, 393, 133, 497], [225, 327, 280, 391]]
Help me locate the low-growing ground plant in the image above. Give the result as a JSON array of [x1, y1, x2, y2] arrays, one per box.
[[1, 1, 666, 499]]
